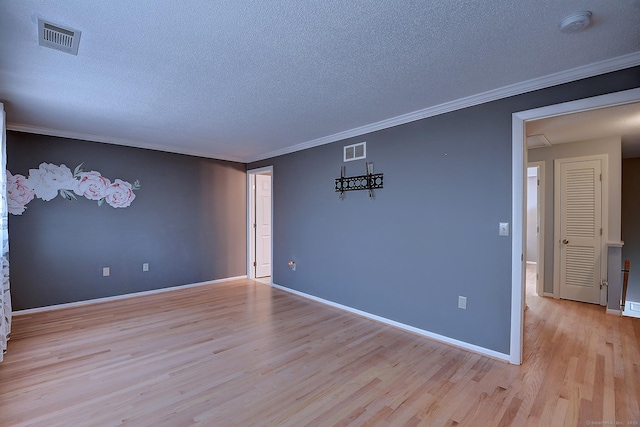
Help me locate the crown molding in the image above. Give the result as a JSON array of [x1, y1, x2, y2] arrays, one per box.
[[6, 52, 639, 164], [247, 51, 640, 163], [5, 123, 245, 163]]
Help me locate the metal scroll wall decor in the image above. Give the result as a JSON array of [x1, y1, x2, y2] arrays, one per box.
[[335, 162, 383, 200]]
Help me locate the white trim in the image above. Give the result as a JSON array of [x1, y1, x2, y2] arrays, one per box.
[[271, 283, 510, 362], [525, 261, 537, 265], [247, 173, 256, 279], [510, 111, 526, 365], [7, 53, 639, 165], [622, 300, 640, 318], [248, 52, 640, 163], [512, 88, 640, 122], [607, 241, 624, 248], [543, 292, 554, 297], [528, 161, 546, 297], [512, 87, 640, 369], [5, 123, 245, 163], [13, 275, 248, 316], [246, 166, 274, 280], [538, 161, 546, 298], [606, 308, 622, 316]]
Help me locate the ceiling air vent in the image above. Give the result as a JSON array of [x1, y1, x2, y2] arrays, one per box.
[[527, 134, 551, 149], [344, 142, 366, 162], [38, 18, 81, 55]]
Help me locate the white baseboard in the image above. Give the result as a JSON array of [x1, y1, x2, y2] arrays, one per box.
[[13, 275, 248, 316], [543, 292, 554, 297], [606, 308, 621, 316], [271, 282, 510, 363]]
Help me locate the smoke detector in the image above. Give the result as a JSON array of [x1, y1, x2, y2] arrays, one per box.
[[560, 11, 592, 33], [38, 18, 81, 55]]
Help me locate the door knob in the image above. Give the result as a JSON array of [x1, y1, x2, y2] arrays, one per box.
[[562, 239, 569, 244]]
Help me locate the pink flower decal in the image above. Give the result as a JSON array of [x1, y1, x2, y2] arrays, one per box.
[[7, 162, 140, 215], [104, 179, 136, 208], [6, 171, 35, 215], [74, 171, 111, 201]]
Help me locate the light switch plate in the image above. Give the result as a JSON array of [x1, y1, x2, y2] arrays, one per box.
[[499, 222, 510, 236], [102, 267, 110, 277]]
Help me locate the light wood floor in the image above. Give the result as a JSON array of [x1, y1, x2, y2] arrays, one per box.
[[1, 273, 639, 426]]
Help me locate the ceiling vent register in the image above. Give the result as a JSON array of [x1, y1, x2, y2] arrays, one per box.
[[38, 18, 81, 55], [527, 134, 552, 149]]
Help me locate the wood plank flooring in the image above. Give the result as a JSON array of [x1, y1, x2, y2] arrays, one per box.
[[1, 272, 639, 426]]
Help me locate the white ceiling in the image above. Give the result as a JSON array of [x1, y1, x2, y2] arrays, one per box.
[[1, 1, 639, 163], [527, 102, 640, 158]]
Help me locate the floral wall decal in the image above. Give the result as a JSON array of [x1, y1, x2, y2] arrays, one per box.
[[7, 162, 141, 215]]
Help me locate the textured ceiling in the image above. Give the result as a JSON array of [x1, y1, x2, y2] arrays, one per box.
[[527, 102, 640, 158], [0, 1, 639, 162]]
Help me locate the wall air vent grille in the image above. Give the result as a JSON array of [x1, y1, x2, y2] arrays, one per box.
[[38, 18, 81, 55], [344, 142, 366, 162]]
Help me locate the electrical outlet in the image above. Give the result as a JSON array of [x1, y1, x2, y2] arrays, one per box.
[[143, 263, 149, 272], [458, 296, 467, 310], [102, 267, 110, 277]]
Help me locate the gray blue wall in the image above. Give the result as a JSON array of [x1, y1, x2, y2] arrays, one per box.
[[8, 132, 247, 310], [250, 67, 640, 354], [622, 157, 640, 302]]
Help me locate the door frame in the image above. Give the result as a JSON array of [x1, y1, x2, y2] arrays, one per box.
[[510, 87, 640, 365], [527, 161, 545, 297], [247, 166, 274, 280], [552, 154, 608, 303]]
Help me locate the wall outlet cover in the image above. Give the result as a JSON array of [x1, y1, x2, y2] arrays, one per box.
[[458, 296, 467, 310]]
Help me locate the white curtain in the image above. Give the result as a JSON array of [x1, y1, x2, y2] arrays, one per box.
[[0, 103, 10, 362]]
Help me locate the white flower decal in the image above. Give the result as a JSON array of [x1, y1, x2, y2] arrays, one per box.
[[25, 163, 77, 201], [6, 162, 141, 215]]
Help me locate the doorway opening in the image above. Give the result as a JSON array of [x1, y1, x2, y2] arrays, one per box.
[[510, 87, 640, 365], [525, 162, 545, 299], [247, 166, 273, 283]]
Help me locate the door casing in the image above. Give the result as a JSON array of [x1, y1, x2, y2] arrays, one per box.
[[510, 87, 640, 365], [247, 166, 274, 280], [255, 173, 272, 278], [527, 161, 545, 297]]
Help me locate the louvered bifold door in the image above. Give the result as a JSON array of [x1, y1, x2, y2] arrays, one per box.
[[558, 159, 602, 304]]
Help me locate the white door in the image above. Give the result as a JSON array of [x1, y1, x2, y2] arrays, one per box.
[[255, 174, 272, 278], [557, 158, 602, 304]]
